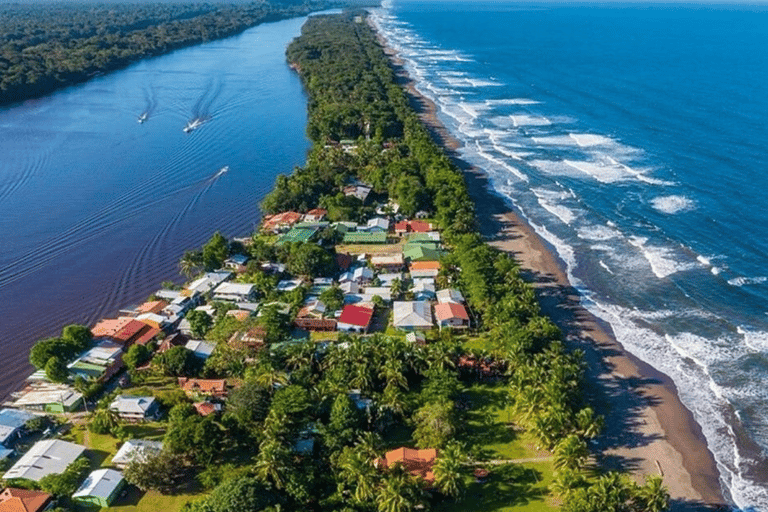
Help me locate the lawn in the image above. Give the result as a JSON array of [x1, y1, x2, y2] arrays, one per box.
[[449, 382, 559, 512]]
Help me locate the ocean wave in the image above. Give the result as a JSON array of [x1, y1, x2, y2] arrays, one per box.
[[485, 98, 541, 106], [511, 114, 551, 127], [568, 132, 615, 147], [628, 236, 697, 279], [651, 195, 695, 214], [728, 276, 768, 287]]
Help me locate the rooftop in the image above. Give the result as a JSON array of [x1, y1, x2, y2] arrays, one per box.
[[72, 468, 124, 501], [3, 439, 85, 482]]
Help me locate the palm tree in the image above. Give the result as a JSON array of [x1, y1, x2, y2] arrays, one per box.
[[553, 434, 589, 471], [549, 467, 585, 499], [254, 438, 290, 489], [178, 250, 203, 278], [634, 475, 670, 512], [433, 441, 467, 498], [338, 447, 379, 505], [379, 358, 408, 391], [575, 406, 604, 439], [250, 362, 289, 391], [376, 465, 421, 512]]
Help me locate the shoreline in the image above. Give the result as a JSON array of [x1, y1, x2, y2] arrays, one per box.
[[376, 29, 728, 511]]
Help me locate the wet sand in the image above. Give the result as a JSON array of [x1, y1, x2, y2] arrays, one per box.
[[377, 30, 728, 511]]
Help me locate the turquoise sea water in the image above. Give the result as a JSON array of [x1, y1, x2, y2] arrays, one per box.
[[372, 2, 768, 509]]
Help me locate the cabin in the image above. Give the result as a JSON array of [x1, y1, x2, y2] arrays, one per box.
[[377, 447, 437, 484], [72, 469, 125, 508]]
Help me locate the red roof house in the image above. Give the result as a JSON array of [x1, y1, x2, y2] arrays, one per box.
[[178, 378, 227, 398], [337, 305, 374, 334], [394, 220, 433, 235], [0, 488, 52, 512], [193, 401, 222, 417], [304, 208, 327, 222], [434, 303, 469, 329], [261, 211, 302, 232], [378, 447, 438, 484]]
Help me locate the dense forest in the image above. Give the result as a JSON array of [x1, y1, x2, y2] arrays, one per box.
[[0, 0, 361, 106]]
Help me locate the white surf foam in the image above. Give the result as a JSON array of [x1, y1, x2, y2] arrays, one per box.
[[474, 143, 529, 182], [569, 133, 615, 147], [532, 135, 579, 146], [738, 326, 768, 352], [532, 188, 577, 225], [486, 98, 541, 106], [511, 114, 551, 127], [628, 236, 696, 279], [564, 159, 627, 183], [652, 195, 695, 214], [577, 223, 621, 241], [728, 276, 768, 287]]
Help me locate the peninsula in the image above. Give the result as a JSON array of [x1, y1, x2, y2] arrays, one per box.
[[0, 9, 726, 512]]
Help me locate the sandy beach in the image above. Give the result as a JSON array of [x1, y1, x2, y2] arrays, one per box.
[[377, 29, 728, 511]]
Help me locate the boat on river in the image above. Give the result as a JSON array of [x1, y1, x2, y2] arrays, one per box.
[[183, 118, 202, 133]]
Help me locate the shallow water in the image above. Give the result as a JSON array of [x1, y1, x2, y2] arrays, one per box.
[[0, 16, 311, 399], [372, 2, 768, 509]]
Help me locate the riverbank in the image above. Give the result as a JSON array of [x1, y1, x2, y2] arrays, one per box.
[[376, 27, 727, 511]]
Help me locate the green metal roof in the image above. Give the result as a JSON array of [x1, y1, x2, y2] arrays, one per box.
[[276, 227, 319, 246], [342, 231, 387, 244], [403, 245, 442, 261]]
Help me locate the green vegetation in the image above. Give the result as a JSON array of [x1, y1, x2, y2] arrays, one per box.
[[0, 0, 357, 106]]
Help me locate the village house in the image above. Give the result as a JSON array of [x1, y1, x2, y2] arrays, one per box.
[[304, 208, 327, 222], [109, 395, 160, 422], [178, 378, 227, 398], [9, 383, 83, 413], [277, 279, 303, 292], [67, 341, 124, 382], [393, 301, 433, 331], [0, 409, 36, 449], [340, 281, 360, 295], [3, 439, 85, 482], [343, 184, 372, 202], [212, 282, 257, 303], [229, 327, 266, 351], [193, 401, 223, 417], [0, 488, 52, 512], [337, 305, 375, 334], [377, 447, 437, 484], [412, 278, 436, 301], [185, 339, 216, 360], [377, 272, 403, 287], [224, 254, 249, 272], [72, 469, 125, 509], [111, 439, 163, 469], [364, 217, 390, 232], [434, 302, 470, 329], [403, 245, 441, 262], [394, 220, 433, 235], [362, 287, 392, 302], [261, 211, 303, 233], [370, 254, 404, 272], [436, 288, 465, 304], [339, 267, 374, 285], [409, 261, 441, 278], [120, 299, 168, 317], [186, 271, 232, 295]]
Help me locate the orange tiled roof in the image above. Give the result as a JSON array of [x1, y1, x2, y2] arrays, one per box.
[[262, 211, 303, 231], [136, 300, 168, 315], [409, 261, 441, 271], [226, 310, 250, 322], [394, 220, 432, 233], [381, 447, 438, 483], [91, 317, 133, 338], [434, 303, 469, 322], [193, 401, 219, 416], [0, 488, 52, 512], [178, 378, 227, 396]]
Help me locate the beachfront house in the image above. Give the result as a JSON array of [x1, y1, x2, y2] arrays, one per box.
[[393, 301, 433, 331], [109, 395, 160, 422], [3, 439, 85, 482], [72, 469, 125, 508]]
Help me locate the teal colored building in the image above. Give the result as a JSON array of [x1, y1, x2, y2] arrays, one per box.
[[72, 468, 125, 508]]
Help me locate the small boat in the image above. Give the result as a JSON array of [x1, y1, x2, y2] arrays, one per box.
[[215, 166, 229, 177], [137, 112, 148, 124], [183, 118, 202, 133]]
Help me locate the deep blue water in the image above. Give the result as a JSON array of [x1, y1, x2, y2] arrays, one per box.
[[0, 17, 311, 398], [373, 2, 768, 508]]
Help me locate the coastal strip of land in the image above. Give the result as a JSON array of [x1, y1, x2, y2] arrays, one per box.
[[374, 24, 727, 511]]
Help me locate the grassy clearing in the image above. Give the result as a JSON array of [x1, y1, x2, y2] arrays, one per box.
[[336, 240, 404, 255], [452, 382, 558, 512]]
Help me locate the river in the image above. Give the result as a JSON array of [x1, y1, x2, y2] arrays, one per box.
[[0, 15, 313, 399]]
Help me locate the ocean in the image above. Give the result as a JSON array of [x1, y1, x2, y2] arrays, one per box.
[[371, 2, 768, 509]]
